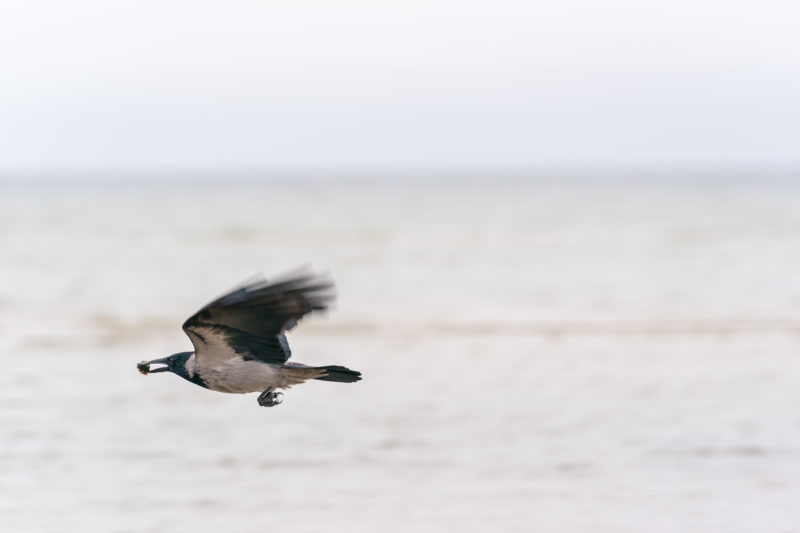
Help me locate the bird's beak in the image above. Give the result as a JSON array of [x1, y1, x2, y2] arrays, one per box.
[[137, 358, 169, 375]]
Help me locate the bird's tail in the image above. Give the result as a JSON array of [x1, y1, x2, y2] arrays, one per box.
[[312, 365, 362, 383], [281, 362, 362, 385]]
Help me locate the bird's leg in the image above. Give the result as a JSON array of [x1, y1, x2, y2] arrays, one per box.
[[257, 388, 283, 407]]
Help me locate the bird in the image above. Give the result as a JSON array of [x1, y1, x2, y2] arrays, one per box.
[[137, 267, 361, 407]]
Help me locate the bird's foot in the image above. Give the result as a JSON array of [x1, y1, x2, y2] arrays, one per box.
[[257, 390, 283, 407]]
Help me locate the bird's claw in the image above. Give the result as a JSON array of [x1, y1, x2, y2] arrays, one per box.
[[257, 391, 283, 407]]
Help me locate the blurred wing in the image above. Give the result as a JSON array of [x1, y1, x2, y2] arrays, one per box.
[[182, 267, 335, 365]]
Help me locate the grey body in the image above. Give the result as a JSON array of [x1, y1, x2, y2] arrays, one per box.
[[140, 268, 361, 406]]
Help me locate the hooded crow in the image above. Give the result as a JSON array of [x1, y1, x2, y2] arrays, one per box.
[[137, 267, 361, 407]]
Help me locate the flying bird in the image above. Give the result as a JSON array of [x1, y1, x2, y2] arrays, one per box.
[[137, 268, 361, 407]]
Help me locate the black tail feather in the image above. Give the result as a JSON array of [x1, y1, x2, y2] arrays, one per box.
[[314, 365, 362, 383]]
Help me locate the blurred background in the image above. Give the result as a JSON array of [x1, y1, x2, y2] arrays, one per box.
[[2, 2, 800, 532]]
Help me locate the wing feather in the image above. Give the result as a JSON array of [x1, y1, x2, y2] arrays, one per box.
[[182, 267, 335, 365]]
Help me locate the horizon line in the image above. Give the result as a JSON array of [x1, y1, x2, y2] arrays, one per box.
[[2, 165, 800, 182]]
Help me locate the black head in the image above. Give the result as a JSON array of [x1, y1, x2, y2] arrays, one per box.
[[138, 352, 194, 381]]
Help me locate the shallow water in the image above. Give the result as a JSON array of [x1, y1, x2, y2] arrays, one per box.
[[2, 177, 800, 532]]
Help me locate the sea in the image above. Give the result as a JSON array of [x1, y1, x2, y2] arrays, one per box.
[[1, 176, 799, 532]]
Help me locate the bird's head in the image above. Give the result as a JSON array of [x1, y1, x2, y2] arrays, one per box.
[[137, 352, 194, 380]]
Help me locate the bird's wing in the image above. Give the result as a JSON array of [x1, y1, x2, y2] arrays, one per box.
[[182, 267, 335, 365]]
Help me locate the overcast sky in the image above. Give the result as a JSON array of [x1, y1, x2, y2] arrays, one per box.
[[1, 0, 799, 176]]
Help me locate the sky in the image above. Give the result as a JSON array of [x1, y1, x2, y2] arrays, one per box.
[[1, 0, 799, 176]]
